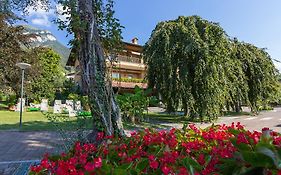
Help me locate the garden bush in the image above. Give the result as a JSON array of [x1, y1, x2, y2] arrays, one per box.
[[30, 123, 281, 175], [117, 86, 150, 124]]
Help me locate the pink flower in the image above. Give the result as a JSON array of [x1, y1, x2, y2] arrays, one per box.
[[94, 157, 102, 168], [97, 132, 105, 140]]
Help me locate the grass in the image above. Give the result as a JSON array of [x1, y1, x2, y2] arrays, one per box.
[[0, 109, 252, 131], [0, 110, 92, 131], [143, 112, 189, 123], [0, 110, 174, 131]]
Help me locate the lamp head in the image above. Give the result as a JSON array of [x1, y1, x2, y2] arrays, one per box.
[[16, 62, 31, 70]]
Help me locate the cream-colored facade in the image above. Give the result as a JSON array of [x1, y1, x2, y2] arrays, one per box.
[[66, 38, 147, 93]]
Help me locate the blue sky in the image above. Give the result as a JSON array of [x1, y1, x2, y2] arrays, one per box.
[[22, 0, 281, 69]]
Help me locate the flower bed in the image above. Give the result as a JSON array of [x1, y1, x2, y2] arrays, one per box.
[[30, 123, 281, 175]]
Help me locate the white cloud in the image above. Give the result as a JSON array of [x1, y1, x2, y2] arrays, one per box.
[[25, 3, 70, 27], [26, 2, 55, 27], [273, 61, 281, 72], [31, 16, 51, 27]]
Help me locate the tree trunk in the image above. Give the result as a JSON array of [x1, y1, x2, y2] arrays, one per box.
[[77, 0, 124, 142], [182, 101, 188, 116], [234, 102, 241, 113]]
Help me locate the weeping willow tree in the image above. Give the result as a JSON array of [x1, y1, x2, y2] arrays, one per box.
[[144, 16, 279, 121], [144, 16, 231, 121], [233, 41, 279, 113]]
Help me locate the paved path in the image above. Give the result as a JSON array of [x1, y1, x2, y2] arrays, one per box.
[[160, 107, 281, 133], [0, 131, 62, 175]]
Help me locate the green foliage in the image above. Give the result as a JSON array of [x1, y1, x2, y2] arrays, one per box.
[[0, 14, 36, 94], [59, 79, 80, 100], [6, 94, 17, 107], [218, 129, 281, 174], [233, 41, 279, 113], [0, 14, 65, 103], [67, 93, 80, 101], [27, 48, 65, 102], [144, 16, 279, 121], [117, 86, 150, 124], [57, 0, 123, 56], [149, 96, 159, 107]]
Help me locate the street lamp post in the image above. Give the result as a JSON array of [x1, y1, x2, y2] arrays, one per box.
[[16, 62, 31, 128]]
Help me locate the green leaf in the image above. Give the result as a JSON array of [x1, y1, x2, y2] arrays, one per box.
[[216, 159, 240, 175], [135, 158, 149, 172], [182, 157, 202, 174], [129, 169, 138, 175], [228, 128, 240, 135], [113, 168, 127, 175], [236, 143, 252, 152], [118, 162, 133, 170], [241, 151, 275, 168]]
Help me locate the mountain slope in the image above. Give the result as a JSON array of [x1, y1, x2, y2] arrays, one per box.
[[23, 25, 70, 67]]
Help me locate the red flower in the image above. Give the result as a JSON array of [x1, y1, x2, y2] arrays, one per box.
[[178, 167, 189, 175], [197, 153, 205, 165], [94, 157, 102, 168], [149, 160, 159, 169], [161, 165, 171, 175], [237, 133, 249, 144], [85, 162, 95, 172], [30, 123, 279, 175], [30, 165, 43, 173]]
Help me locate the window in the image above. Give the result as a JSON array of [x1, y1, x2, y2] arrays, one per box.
[[128, 74, 133, 79], [112, 73, 120, 79]]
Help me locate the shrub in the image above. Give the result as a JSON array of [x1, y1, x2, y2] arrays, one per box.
[[258, 105, 274, 111], [30, 123, 281, 175], [117, 86, 149, 124], [7, 94, 17, 107]]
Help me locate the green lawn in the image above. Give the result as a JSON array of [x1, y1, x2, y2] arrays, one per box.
[[0, 111, 92, 131], [0, 110, 173, 131], [0, 110, 249, 131], [0, 110, 184, 131]]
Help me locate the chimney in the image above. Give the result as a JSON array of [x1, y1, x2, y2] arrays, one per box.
[[131, 37, 138, 44]]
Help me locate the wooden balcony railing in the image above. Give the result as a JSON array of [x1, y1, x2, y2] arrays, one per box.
[[117, 55, 142, 64]]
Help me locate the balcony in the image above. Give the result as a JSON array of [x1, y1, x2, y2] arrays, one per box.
[[112, 78, 147, 89], [117, 55, 142, 64]]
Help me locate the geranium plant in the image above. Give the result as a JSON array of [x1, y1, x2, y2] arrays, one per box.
[[30, 123, 281, 175]]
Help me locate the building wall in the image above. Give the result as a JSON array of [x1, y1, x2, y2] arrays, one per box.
[[67, 40, 147, 92]]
